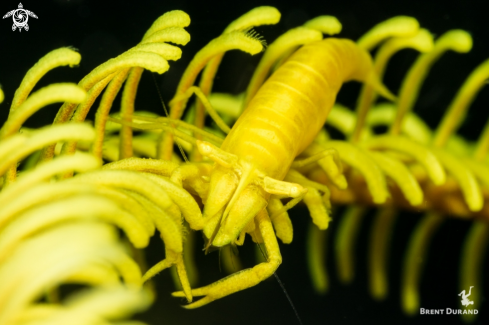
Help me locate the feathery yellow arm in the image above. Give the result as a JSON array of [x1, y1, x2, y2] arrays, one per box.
[[0, 223, 144, 325], [38, 43, 174, 168], [307, 222, 329, 293], [0, 153, 101, 207], [390, 30, 473, 135], [326, 104, 361, 136], [458, 118, 489, 322], [401, 213, 443, 315], [126, 191, 183, 256], [357, 16, 420, 51], [62, 168, 193, 300], [335, 206, 367, 283], [65, 170, 174, 212], [349, 17, 424, 143], [67, 28, 189, 159], [459, 222, 488, 322], [32, 286, 151, 325], [0, 123, 95, 177], [136, 172, 204, 230], [208, 92, 244, 120], [352, 29, 434, 141], [433, 58, 489, 147], [160, 30, 265, 160], [0, 195, 150, 264], [102, 157, 179, 176], [195, 7, 280, 137], [366, 103, 432, 144], [9, 48, 81, 111], [54, 50, 169, 125], [168, 31, 265, 117], [362, 135, 446, 185], [474, 118, 489, 161], [142, 10, 190, 39], [368, 207, 397, 300], [0, 182, 154, 237], [326, 140, 389, 204], [303, 16, 342, 34], [431, 148, 483, 212], [88, 69, 131, 158], [367, 151, 423, 206], [119, 10, 190, 159], [0, 84, 86, 139]]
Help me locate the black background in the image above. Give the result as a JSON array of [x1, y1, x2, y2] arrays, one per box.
[[1, 0, 488, 324]]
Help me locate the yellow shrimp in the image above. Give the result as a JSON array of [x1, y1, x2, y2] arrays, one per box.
[[172, 37, 394, 308]]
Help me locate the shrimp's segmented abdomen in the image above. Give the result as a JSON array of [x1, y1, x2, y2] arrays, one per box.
[[222, 38, 376, 179]]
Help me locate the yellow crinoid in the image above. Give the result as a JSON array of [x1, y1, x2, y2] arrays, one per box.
[[0, 10, 193, 325], [1, 2, 488, 325]]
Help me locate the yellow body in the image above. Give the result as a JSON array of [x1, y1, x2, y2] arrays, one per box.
[[226, 39, 374, 177], [203, 38, 383, 247]]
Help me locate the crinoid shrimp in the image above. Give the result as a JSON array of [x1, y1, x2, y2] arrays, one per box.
[[122, 6, 399, 308]]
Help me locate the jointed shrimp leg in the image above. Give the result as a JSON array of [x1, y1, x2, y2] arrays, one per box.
[[170, 85, 232, 135], [172, 209, 282, 308]]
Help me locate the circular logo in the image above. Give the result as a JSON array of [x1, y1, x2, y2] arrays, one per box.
[[13, 9, 28, 28], [2, 3, 38, 32]]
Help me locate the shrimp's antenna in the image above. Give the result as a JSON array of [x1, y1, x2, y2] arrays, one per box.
[[257, 243, 303, 325], [152, 73, 189, 163]]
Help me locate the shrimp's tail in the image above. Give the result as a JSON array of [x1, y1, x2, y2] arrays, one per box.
[[366, 71, 397, 102]]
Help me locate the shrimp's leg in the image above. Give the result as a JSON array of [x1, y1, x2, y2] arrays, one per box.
[[172, 209, 282, 308], [196, 140, 238, 168], [285, 169, 332, 229], [170, 86, 231, 134], [299, 144, 347, 190], [267, 198, 293, 244]]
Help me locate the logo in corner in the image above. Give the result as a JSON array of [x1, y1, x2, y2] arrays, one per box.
[[3, 3, 37, 32], [420, 286, 479, 316], [458, 286, 474, 307]]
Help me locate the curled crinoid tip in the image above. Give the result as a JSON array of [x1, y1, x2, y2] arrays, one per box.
[[304, 15, 342, 35], [244, 28, 268, 49]]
